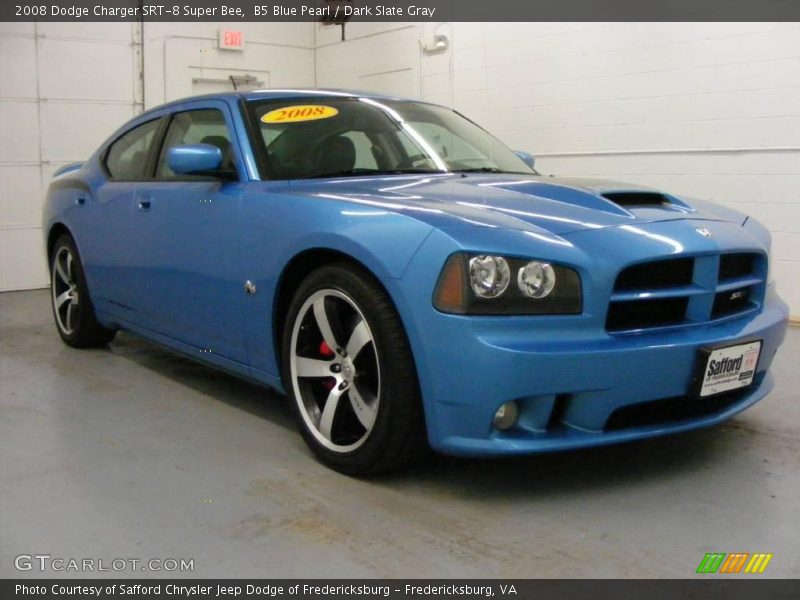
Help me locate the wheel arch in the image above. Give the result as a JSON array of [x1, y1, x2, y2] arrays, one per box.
[[272, 247, 407, 374], [46, 223, 73, 264]]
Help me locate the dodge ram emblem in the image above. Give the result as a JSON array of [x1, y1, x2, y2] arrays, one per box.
[[695, 227, 713, 238]]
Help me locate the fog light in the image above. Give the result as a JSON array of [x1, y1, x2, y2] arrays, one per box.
[[492, 401, 519, 431]]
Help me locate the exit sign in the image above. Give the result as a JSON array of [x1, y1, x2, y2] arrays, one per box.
[[219, 30, 244, 51]]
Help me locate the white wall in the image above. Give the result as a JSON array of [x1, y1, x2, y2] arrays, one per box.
[[2, 21, 799, 317], [315, 22, 800, 317], [313, 22, 451, 104], [315, 23, 423, 96], [0, 22, 142, 291], [0, 21, 315, 292], [142, 22, 314, 108]]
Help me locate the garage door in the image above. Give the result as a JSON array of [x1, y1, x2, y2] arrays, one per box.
[[0, 22, 142, 291]]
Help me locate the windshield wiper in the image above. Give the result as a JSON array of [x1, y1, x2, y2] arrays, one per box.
[[304, 168, 443, 179], [451, 167, 529, 174], [455, 168, 539, 175]]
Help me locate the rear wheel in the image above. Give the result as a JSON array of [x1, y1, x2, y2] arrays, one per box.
[[282, 264, 426, 475], [50, 234, 115, 348]]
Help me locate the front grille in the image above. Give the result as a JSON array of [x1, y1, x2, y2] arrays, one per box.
[[604, 385, 753, 431], [606, 252, 765, 332]]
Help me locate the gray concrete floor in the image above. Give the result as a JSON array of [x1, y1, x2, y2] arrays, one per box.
[[1, 289, 798, 579]]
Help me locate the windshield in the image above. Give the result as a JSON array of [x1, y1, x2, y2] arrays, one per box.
[[246, 97, 536, 180]]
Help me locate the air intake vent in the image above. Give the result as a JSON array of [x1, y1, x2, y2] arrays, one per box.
[[604, 385, 754, 431], [602, 192, 671, 207]]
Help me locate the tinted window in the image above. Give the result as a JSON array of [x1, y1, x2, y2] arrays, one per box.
[[156, 109, 234, 179], [247, 98, 535, 180], [400, 121, 485, 166], [343, 131, 379, 169], [105, 118, 161, 179]]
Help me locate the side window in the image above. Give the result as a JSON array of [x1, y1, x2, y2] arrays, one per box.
[[105, 118, 161, 180], [156, 109, 234, 179]]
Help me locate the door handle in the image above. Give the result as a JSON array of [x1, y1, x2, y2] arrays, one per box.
[[137, 199, 151, 211]]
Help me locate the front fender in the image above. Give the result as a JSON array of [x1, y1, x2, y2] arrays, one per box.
[[239, 187, 434, 380]]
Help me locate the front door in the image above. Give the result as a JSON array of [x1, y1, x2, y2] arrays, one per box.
[[129, 102, 247, 363]]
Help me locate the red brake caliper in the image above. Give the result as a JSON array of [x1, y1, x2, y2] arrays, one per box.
[[320, 341, 336, 390]]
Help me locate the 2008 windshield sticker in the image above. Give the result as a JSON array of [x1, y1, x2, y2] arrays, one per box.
[[261, 105, 339, 124]]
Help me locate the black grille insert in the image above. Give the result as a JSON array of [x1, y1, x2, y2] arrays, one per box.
[[606, 297, 688, 331], [614, 258, 694, 291], [719, 253, 758, 281], [712, 287, 752, 318]]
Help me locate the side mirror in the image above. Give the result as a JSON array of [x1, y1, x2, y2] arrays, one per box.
[[514, 150, 535, 170], [166, 143, 223, 176]]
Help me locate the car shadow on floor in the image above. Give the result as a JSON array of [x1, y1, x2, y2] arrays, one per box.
[[395, 428, 734, 498], [108, 332, 297, 431]]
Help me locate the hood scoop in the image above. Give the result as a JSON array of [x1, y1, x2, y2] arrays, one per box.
[[602, 191, 671, 207], [481, 180, 692, 218], [600, 191, 691, 212]]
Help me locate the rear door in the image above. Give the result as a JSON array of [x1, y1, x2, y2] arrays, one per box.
[[86, 116, 164, 316], [128, 101, 248, 363]]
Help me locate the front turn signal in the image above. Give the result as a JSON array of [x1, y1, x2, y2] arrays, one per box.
[[433, 254, 467, 313]]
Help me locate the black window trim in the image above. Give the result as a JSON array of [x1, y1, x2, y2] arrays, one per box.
[[101, 102, 244, 183]]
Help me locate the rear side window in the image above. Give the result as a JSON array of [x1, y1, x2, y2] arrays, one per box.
[[105, 118, 161, 179], [156, 109, 234, 179]]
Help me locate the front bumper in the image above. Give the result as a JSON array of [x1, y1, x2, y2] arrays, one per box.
[[394, 223, 790, 457], [421, 297, 786, 456]]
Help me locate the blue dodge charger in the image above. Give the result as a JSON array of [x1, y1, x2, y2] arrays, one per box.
[[43, 90, 789, 473]]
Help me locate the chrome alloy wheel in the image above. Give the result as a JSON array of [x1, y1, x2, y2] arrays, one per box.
[[51, 246, 80, 335], [289, 289, 381, 453]]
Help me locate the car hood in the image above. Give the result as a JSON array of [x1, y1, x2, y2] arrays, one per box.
[[286, 174, 747, 235]]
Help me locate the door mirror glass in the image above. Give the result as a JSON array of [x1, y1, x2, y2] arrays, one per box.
[[166, 143, 223, 176], [514, 150, 535, 170]]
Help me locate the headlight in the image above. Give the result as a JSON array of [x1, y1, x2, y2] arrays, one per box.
[[468, 255, 510, 298], [434, 253, 582, 315], [518, 261, 556, 299]]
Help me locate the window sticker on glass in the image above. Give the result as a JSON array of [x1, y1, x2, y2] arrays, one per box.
[[261, 105, 339, 124]]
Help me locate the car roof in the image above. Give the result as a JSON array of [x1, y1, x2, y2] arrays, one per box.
[[147, 88, 419, 113], [241, 88, 411, 102]]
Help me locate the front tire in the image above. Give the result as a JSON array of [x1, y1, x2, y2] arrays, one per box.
[[50, 234, 115, 348], [281, 263, 426, 475]]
